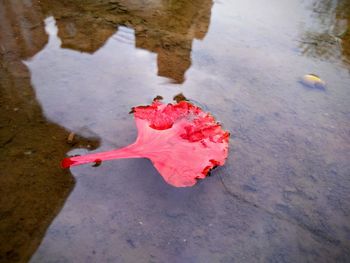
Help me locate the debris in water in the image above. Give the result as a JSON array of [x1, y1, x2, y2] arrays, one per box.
[[153, 95, 164, 101], [61, 97, 230, 187], [300, 74, 326, 90], [92, 159, 102, 167], [67, 132, 75, 144], [173, 93, 188, 103]]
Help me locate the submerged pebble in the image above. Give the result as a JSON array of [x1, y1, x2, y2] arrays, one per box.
[[300, 74, 326, 90]]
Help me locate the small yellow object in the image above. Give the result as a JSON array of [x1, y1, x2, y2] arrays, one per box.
[[302, 74, 326, 89]]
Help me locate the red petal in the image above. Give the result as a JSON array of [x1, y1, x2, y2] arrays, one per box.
[[61, 100, 230, 187]]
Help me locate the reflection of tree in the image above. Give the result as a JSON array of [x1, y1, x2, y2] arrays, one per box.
[[39, 0, 213, 83], [337, 0, 350, 63], [299, 0, 350, 64], [0, 1, 99, 262], [299, 32, 342, 61]]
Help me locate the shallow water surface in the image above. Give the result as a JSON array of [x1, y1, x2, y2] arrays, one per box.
[[1, 0, 350, 262]]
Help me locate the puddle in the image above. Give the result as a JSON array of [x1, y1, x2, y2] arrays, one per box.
[[1, 0, 350, 262]]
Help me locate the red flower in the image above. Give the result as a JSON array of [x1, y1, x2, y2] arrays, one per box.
[[62, 99, 230, 187]]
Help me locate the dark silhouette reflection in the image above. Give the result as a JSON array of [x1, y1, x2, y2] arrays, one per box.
[[0, 0, 212, 262], [0, 1, 99, 262], [0, 0, 214, 260], [134, 0, 213, 83], [299, 0, 350, 65], [38, 0, 213, 83]]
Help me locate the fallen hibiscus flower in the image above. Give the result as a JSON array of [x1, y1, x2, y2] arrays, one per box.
[[62, 96, 230, 187]]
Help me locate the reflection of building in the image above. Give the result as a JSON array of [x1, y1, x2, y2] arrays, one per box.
[[299, 0, 350, 65], [40, 0, 213, 83]]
